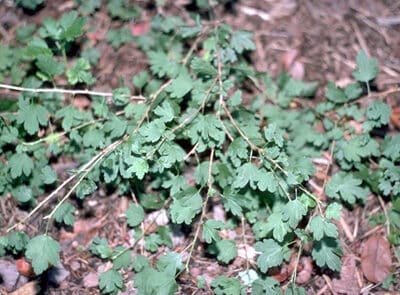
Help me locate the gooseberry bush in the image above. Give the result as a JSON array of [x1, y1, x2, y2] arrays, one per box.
[[0, 2, 399, 294]]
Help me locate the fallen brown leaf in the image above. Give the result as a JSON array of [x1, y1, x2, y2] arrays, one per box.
[[360, 234, 392, 283], [296, 257, 313, 284], [15, 258, 33, 277], [332, 254, 360, 295], [391, 106, 400, 130]]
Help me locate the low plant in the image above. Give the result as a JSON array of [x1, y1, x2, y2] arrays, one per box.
[[0, 2, 399, 294]]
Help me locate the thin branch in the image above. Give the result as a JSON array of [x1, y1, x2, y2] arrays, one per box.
[[184, 148, 215, 271], [43, 139, 122, 222], [0, 83, 146, 101]]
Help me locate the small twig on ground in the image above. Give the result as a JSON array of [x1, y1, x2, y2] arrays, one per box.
[[0, 83, 146, 101], [377, 195, 391, 235]]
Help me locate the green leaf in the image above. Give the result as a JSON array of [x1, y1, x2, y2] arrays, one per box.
[[216, 239, 237, 264], [363, 101, 392, 131], [203, 219, 224, 243], [54, 203, 75, 226], [233, 162, 259, 189], [12, 186, 33, 203], [15, 0, 44, 10], [76, 0, 101, 15], [126, 203, 145, 227], [382, 135, 400, 161], [158, 141, 186, 170], [211, 276, 242, 295], [132, 71, 148, 90], [186, 114, 225, 152], [8, 152, 34, 179], [139, 119, 166, 143], [264, 123, 284, 147], [254, 212, 290, 242], [312, 238, 342, 272], [99, 269, 124, 295], [282, 78, 318, 98], [0, 45, 13, 70], [104, 115, 127, 140], [25, 235, 61, 275], [326, 172, 369, 204], [132, 255, 149, 272], [228, 90, 243, 107], [252, 277, 281, 295], [309, 216, 338, 240], [231, 31, 255, 54], [227, 138, 248, 167], [83, 128, 105, 148], [285, 284, 307, 295], [352, 50, 378, 83], [344, 82, 362, 100], [41, 166, 57, 184], [166, 70, 193, 98], [66, 58, 95, 85], [170, 188, 202, 225], [144, 233, 163, 252], [154, 100, 175, 123], [76, 178, 97, 199], [90, 237, 112, 259], [378, 159, 400, 196], [337, 134, 379, 163], [112, 246, 132, 270], [282, 199, 307, 228], [326, 82, 347, 104], [112, 87, 130, 106], [325, 203, 342, 220], [106, 27, 134, 48], [6, 232, 29, 255], [134, 267, 178, 295], [59, 11, 86, 42], [156, 252, 183, 275], [125, 156, 149, 180], [148, 51, 180, 78], [55, 105, 88, 131], [17, 98, 48, 135], [255, 239, 284, 273], [157, 226, 173, 248], [36, 55, 64, 79], [191, 57, 217, 77], [26, 37, 52, 58], [107, 0, 140, 20]]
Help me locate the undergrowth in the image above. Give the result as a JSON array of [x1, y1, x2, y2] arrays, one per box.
[[0, 1, 399, 294]]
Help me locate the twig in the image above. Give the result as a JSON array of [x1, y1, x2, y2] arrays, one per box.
[[22, 110, 125, 146], [184, 148, 215, 271], [241, 217, 250, 271], [0, 83, 146, 101], [377, 195, 391, 235], [322, 274, 338, 295], [43, 139, 122, 222], [7, 143, 105, 232]]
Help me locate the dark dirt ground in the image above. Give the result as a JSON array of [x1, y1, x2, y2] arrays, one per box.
[[1, 0, 400, 294]]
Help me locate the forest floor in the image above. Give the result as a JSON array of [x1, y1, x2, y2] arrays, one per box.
[[1, 0, 400, 294]]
